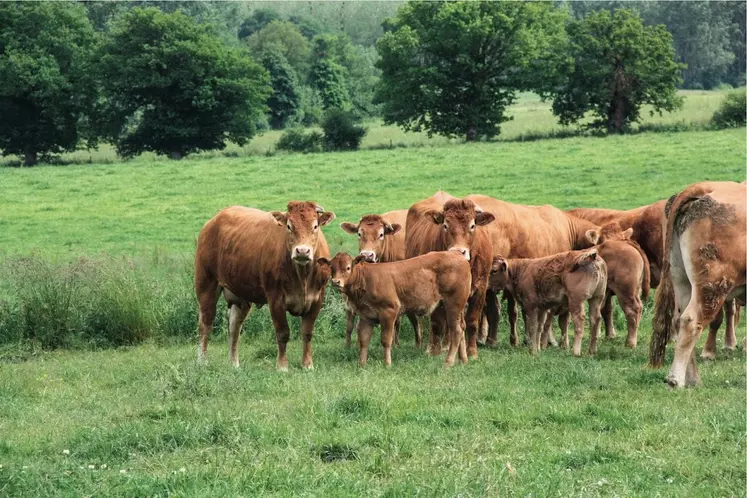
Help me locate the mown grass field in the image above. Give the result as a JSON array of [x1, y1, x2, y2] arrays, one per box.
[[0, 117, 745, 494]]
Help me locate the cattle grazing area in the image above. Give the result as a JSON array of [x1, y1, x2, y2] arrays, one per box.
[[0, 129, 744, 496]]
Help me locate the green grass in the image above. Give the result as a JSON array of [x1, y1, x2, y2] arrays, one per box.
[[0, 119, 745, 495]]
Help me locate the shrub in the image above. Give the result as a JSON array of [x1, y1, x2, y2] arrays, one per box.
[[321, 110, 368, 151], [711, 89, 746, 129], [276, 129, 324, 153]]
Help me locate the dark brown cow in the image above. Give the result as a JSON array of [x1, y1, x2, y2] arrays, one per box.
[[586, 223, 651, 348], [491, 249, 607, 356], [568, 200, 666, 287], [340, 210, 420, 346], [650, 181, 746, 388], [405, 193, 494, 358], [195, 201, 335, 371], [327, 251, 471, 367], [464, 195, 601, 346]]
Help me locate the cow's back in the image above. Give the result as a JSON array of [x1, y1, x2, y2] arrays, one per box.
[[405, 191, 456, 258]]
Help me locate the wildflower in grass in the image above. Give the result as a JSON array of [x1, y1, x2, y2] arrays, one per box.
[[62, 449, 70, 455], [88, 464, 95, 469], [120, 469, 127, 474]]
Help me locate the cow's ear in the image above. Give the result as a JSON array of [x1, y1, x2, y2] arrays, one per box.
[[353, 255, 367, 266], [573, 249, 598, 270], [271, 212, 286, 226], [316, 257, 330, 267], [475, 212, 495, 226], [425, 210, 444, 224], [491, 256, 507, 273], [385, 223, 402, 235], [621, 228, 633, 240], [585, 229, 600, 245], [318, 211, 336, 227], [340, 222, 358, 234]]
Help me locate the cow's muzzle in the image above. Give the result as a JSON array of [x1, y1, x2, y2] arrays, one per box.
[[292, 245, 313, 264], [359, 250, 377, 263]]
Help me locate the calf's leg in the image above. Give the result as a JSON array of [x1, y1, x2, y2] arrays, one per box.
[[465, 290, 487, 359], [345, 310, 356, 348], [724, 299, 737, 350], [569, 301, 586, 357], [228, 302, 251, 368], [619, 294, 642, 349], [357, 319, 374, 367], [427, 305, 446, 356], [588, 296, 604, 355], [407, 312, 422, 347], [602, 292, 616, 339], [380, 310, 398, 367], [525, 308, 541, 355], [485, 290, 500, 347], [558, 312, 570, 349], [506, 292, 519, 347]]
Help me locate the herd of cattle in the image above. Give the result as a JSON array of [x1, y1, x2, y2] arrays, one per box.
[[194, 180, 746, 388]]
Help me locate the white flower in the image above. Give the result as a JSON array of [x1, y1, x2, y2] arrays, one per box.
[[62, 450, 70, 455], [100, 464, 107, 469], [88, 465, 95, 470], [120, 469, 127, 475], [22, 466, 28, 470], [179, 467, 186, 473]]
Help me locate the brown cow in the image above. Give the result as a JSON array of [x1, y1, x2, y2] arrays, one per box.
[[340, 210, 421, 346], [586, 222, 651, 348], [465, 195, 601, 347], [327, 251, 471, 367], [649, 181, 746, 388], [568, 200, 666, 288], [405, 193, 494, 358], [195, 201, 335, 371], [490, 249, 607, 356]]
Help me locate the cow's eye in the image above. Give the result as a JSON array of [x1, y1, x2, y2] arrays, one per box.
[[443, 224, 448, 231], [470, 223, 476, 231], [313, 223, 318, 231], [346, 266, 350, 271], [379, 232, 384, 240], [286, 224, 292, 232], [357, 232, 361, 238]]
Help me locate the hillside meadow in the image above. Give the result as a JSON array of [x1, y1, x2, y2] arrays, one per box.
[[0, 123, 745, 496]]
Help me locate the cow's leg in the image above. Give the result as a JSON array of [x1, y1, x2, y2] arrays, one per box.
[[195, 275, 221, 365], [506, 292, 519, 347], [380, 310, 398, 367], [540, 311, 551, 350], [558, 312, 570, 349], [228, 302, 251, 368], [546, 312, 558, 347], [269, 298, 291, 372], [521, 308, 529, 346], [300, 298, 324, 370], [465, 289, 487, 359], [588, 296, 603, 355], [393, 316, 401, 347], [569, 300, 586, 357], [444, 305, 464, 368], [357, 319, 374, 368], [407, 312, 422, 347], [427, 304, 446, 356], [602, 292, 616, 339], [484, 290, 500, 347], [619, 294, 642, 349], [525, 308, 541, 355], [703, 306, 723, 360], [724, 299, 737, 350], [345, 310, 356, 348]]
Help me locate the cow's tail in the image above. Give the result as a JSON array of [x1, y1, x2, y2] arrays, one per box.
[[649, 185, 713, 368]]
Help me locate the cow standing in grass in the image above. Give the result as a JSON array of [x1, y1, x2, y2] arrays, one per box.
[[194, 201, 335, 370], [340, 210, 421, 347], [650, 181, 746, 388]]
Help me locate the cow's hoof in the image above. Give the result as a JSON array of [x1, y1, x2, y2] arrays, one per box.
[[303, 364, 314, 371], [277, 365, 289, 373], [665, 374, 683, 388], [700, 350, 716, 361]]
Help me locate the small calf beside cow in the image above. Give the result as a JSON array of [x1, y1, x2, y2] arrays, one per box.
[[193, 181, 745, 389]]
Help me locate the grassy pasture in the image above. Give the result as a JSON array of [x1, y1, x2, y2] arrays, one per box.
[[0, 123, 745, 494]]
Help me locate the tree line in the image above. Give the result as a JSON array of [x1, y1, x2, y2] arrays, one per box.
[[0, 1, 742, 165]]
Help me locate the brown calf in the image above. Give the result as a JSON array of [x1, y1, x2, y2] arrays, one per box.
[[405, 193, 495, 358], [340, 210, 421, 346], [650, 181, 746, 388], [490, 249, 607, 356], [195, 201, 334, 370], [326, 251, 471, 367]]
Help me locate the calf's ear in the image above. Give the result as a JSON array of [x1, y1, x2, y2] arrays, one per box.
[[385, 223, 402, 235], [319, 211, 336, 226], [340, 222, 358, 234], [270, 212, 287, 226], [475, 212, 495, 226], [353, 255, 367, 266], [425, 210, 444, 224], [621, 228, 633, 240], [491, 256, 507, 273], [585, 229, 600, 245]]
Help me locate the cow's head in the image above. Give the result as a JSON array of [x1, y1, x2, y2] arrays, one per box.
[[425, 199, 495, 261], [270, 201, 335, 265], [340, 214, 402, 263], [587, 222, 633, 244], [489, 255, 510, 291], [329, 252, 356, 289]]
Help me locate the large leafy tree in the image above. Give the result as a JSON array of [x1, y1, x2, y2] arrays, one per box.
[[0, 3, 98, 166], [262, 50, 301, 129], [246, 20, 310, 78], [375, 1, 567, 141], [309, 35, 351, 111], [549, 8, 684, 133], [97, 8, 270, 159]]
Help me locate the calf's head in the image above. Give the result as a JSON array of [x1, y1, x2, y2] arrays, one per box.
[[340, 214, 402, 262], [271, 201, 335, 265], [328, 252, 360, 289], [426, 199, 495, 261], [586, 222, 633, 244], [489, 255, 510, 291]]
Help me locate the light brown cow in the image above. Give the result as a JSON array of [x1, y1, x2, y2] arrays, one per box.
[[405, 193, 494, 358], [490, 249, 607, 356], [650, 181, 746, 388], [586, 222, 651, 348], [326, 251, 471, 367], [195, 201, 335, 371], [568, 200, 666, 288], [465, 195, 601, 347], [340, 210, 421, 346]]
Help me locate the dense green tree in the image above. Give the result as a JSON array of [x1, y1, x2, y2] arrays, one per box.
[[549, 8, 684, 133], [246, 20, 311, 78], [376, 1, 568, 140], [0, 3, 98, 166], [238, 8, 279, 40], [262, 50, 301, 129], [309, 36, 351, 111], [97, 8, 270, 159]]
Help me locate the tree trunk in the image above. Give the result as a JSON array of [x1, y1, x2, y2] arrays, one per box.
[[24, 151, 38, 167], [169, 151, 183, 160], [466, 125, 477, 142]]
